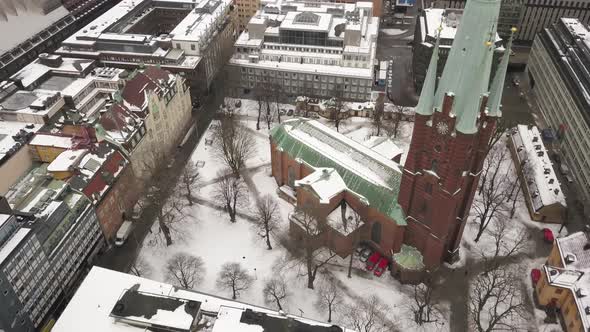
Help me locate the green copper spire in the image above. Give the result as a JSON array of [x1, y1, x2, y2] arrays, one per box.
[[433, 0, 501, 134], [486, 28, 515, 117], [416, 28, 441, 116]]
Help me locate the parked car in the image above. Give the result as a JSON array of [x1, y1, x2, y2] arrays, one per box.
[[559, 163, 570, 175], [287, 109, 294, 116], [366, 252, 381, 271], [279, 109, 286, 115], [373, 258, 389, 277], [131, 202, 143, 220], [357, 247, 373, 262], [115, 221, 134, 246], [512, 78, 520, 87], [234, 100, 242, 108], [530, 268, 541, 285], [566, 175, 574, 184], [542, 228, 555, 244]]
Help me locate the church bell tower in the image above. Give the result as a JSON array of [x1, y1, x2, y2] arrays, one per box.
[[398, 0, 514, 268]]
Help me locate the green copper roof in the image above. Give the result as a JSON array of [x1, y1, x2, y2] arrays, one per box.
[[270, 119, 406, 225], [433, 0, 501, 134], [486, 29, 514, 117], [416, 30, 441, 116], [393, 244, 425, 270]]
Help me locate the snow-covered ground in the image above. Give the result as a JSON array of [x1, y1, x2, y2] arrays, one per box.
[[136, 97, 558, 331], [136, 97, 436, 330]]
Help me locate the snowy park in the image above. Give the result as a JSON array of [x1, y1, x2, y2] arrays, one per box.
[[133, 97, 564, 332]]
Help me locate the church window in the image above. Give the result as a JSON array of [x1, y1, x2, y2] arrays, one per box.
[[288, 166, 295, 187], [371, 222, 382, 244], [431, 159, 438, 173]]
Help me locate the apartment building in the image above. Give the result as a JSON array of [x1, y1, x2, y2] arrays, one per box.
[[535, 231, 590, 332], [56, 0, 238, 96], [413, 8, 503, 93], [227, 1, 379, 101], [508, 125, 566, 223], [0, 175, 104, 331], [236, 0, 260, 32], [526, 18, 590, 207], [118, 66, 193, 178], [0, 121, 41, 195], [433, 0, 590, 42], [53, 266, 355, 332]]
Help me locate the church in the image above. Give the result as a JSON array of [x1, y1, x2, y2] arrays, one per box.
[[269, 0, 513, 280]]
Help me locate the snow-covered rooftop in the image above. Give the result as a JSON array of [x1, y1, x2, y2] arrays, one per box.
[[543, 231, 590, 330], [419, 8, 502, 45], [271, 118, 406, 224], [53, 266, 355, 332], [295, 168, 347, 204], [509, 125, 566, 211], [362, 136, 403, 161], [0, 228, 31, 265], [0, 3, 71, 53], [0, 121, 41, 162], [29, 134, 73, 149], [47, 149, 88, 172]]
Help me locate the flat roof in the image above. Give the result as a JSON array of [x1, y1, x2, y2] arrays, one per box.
[[53, 266, 354, 332], [0, 121, 42, 161], [0, 228, 31, 265], [29, 134, 73, 149], [0, 4, 71, 53]]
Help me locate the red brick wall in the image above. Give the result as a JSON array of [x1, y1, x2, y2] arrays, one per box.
[[399, 94, 497, 267], [271, 140, 405, 257]]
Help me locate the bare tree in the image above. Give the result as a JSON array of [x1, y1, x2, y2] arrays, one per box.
[[214, 170, 249, 223], [263, 277, 290, 310], [315, 277, 342, 323], [165, 253, 205, 289], [149, 189, 189, 247], [389, 105, 407, 139], [290, 208, 337, 289], [328, 91, 345, 132], [216, 262, 253, 299], [270, 84, 283, 124], [340, 295, 396, 332], [254, 86, 266, 130], [469, 266, 528, 332], [480, 216, 529, 270], [212, 117, 257, 175], [129, 256, 152, 278], [180, 161, 200, 206], [473, 146, 511, 242], [254, 195, 280, 249], [410, 278, 443, 327], [263, 103, 275, 130], [372, 100, 385, 136]]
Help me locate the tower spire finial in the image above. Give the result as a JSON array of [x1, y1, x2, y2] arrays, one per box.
[[486, 27, 515, 117], [415, 26, 442, 116]]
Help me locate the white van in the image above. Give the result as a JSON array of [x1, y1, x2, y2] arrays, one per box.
[[115, 221, 134, 246]]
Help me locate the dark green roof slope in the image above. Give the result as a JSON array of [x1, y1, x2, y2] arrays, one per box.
[[271, 119, 406, 225]]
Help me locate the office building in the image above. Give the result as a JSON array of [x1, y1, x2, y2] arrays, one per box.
[[227, 1, 379, 101], [56, 0, 238, 96], [526, 18, 590, 207]]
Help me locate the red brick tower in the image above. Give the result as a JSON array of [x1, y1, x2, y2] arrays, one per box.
[[398, 0, 514, 268]]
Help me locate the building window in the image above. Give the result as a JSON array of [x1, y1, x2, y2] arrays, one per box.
[[431, 160, 438, 173], [191, 44, 196, 51], [287, 166, 295, 187]]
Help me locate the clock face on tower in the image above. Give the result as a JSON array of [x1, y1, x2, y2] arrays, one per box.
[[436, 121, 449, 135]]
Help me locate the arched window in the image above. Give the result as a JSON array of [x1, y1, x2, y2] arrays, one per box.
[[431, 159, 438, 173], [371, 222, 382, 244], [288, 166, 295, 187]]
